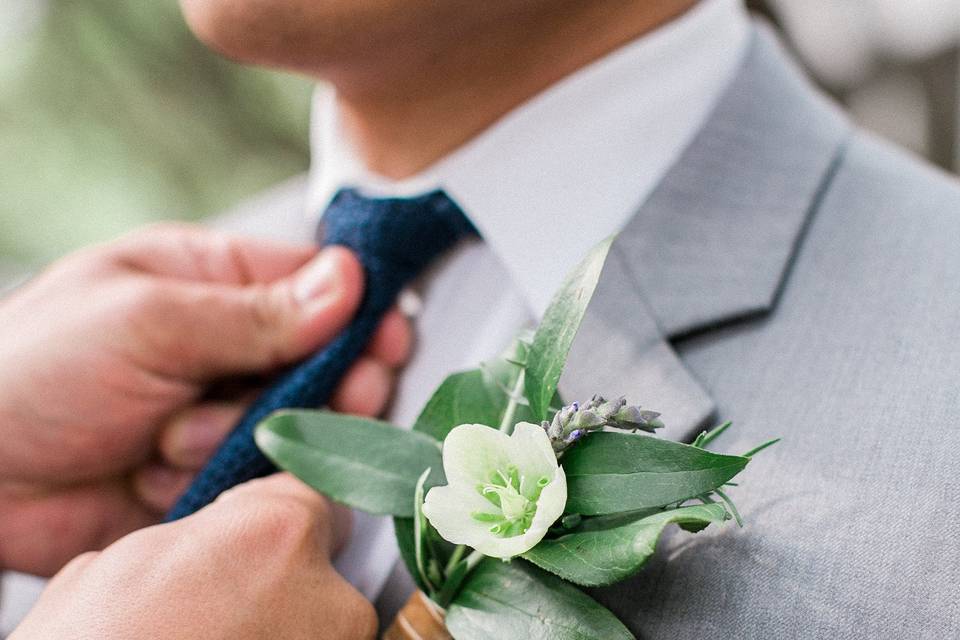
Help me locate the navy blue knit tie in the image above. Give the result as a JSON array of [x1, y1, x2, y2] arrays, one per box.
[[167, 188, 476, 520]]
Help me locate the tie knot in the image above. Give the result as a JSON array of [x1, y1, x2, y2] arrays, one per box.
[[319, 188, 477, 287]]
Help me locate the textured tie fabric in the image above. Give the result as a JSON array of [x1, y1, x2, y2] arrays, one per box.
[[167, 188, 476, 520]]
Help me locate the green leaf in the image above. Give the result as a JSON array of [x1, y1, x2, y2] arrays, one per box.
[[522, 503, 729, 586], [413, 369, 504, 440], [396, 517, 456, 595], [411, 362, 547, 443], [446, 559, 634, 640], [563, 432, 749, 515], [412, 468, 434, 592], [434, 558, 470, 608], [394, 518, 425, 591], [525, 237, 613, 420], [480, 354, 552, 426], [255, 410, 443, 517]]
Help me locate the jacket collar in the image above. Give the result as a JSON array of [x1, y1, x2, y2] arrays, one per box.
[[562, 23, 851, 439]]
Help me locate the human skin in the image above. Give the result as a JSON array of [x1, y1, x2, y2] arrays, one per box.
[[0, 223, 411, 577], [178, 0, 698, 179], [10, 473, 378, 640]]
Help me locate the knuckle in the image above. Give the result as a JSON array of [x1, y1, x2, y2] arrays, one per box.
[[246, 284, 298, 362], [261, 498, 320, 539], [46, 551, 100, 587], [223, 489, 327, 557], [250, 506, 313, 556], [220, 235, 256, 283], [247, 284, 282, 332], [62, 551, 98, 574], [123, 282, 180, 334]]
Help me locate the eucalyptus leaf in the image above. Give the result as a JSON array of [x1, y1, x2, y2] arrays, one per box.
[[394, 518, 426, 591], [522, 503, 729, 586], [395, 516, 457, 594], [525, 237, 613, 420], [255, 410, 443, 517], [412, 357, 546, 443], [564, 432, 749, 515], [413, 369, 503, 440], [434, 558, 470, 608], [481, 351, 554, 426], [413, 468, 434, 592], [446, 559, 634, 640]]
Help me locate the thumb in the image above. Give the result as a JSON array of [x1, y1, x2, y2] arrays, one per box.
[[161, 246, 364, 379]]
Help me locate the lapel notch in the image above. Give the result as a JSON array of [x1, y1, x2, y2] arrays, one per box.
[[564, 24, 851, 440]]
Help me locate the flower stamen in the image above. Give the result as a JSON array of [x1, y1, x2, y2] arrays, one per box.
[[470, 468, 551, 538]]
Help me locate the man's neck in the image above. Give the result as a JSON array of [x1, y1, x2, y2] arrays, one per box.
[[330, 1, 697, 179]]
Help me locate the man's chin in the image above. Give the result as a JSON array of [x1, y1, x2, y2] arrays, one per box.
[[178, 0, 331, 72], [176, 0, 512, 80]]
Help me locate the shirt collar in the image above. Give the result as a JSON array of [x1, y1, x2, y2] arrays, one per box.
[[307, 0, 750, 316]]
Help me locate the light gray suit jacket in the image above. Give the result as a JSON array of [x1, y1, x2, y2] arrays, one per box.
[[216, 23, 960, 639]]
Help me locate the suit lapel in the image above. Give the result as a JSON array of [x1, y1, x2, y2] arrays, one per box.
[[562, 23, 851, 440]]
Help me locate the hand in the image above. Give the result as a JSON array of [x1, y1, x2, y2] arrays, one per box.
[[10, 473, 377, 640], [0, 224, 412, 576]]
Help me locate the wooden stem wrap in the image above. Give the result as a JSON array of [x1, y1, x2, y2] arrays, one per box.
[[383, 590, 452, 640]]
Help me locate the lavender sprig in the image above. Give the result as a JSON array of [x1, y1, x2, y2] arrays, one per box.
[[542, 395, 663, 455]]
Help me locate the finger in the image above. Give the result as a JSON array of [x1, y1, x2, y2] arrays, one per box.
[[132, 464, 195, 514], [366, 307, 413, 368], [150, 246, 364, 379], [0, 479, 156, 577], [329, 357, 393, 417], [109, 223, 318, 284], [158, 402, 249, 470]]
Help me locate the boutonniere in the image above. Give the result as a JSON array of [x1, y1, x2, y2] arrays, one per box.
[[256, 238, 778, 640]]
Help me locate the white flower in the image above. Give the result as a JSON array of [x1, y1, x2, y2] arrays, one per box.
[[422, 422, 567, 559]]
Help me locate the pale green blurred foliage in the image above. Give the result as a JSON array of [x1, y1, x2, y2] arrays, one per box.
[[0, 1, 313, 266]]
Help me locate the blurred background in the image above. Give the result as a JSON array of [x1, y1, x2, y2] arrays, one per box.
[[0, 0, 313, 283], [2, 0, 960, 634]]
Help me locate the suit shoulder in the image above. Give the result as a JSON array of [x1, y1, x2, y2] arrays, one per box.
[[828, 130, 960, 230], [807, 129, 960, 300]]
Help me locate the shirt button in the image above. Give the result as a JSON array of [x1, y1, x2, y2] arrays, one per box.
[[398, 288, 423, 318]]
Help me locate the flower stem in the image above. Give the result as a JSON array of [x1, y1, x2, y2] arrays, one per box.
[[443, 544, 466, 577], [499, 369, 525, 433], [434, 549, 487, 608], [464, 549, 486, 573]]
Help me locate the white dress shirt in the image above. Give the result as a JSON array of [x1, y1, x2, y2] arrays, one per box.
[[310, 0, 751, 603]]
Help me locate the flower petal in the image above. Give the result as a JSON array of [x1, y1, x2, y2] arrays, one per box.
[[441, 424, 512, 487], [509, 422, 559, 495], [422, 484, 494, 548], [529, 465, 567, 532], [471, 527, 542, 559], [425, 423, 569, 560]]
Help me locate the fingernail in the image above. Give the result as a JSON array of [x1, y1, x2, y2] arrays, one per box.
[[293, 250, 341, 304]]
